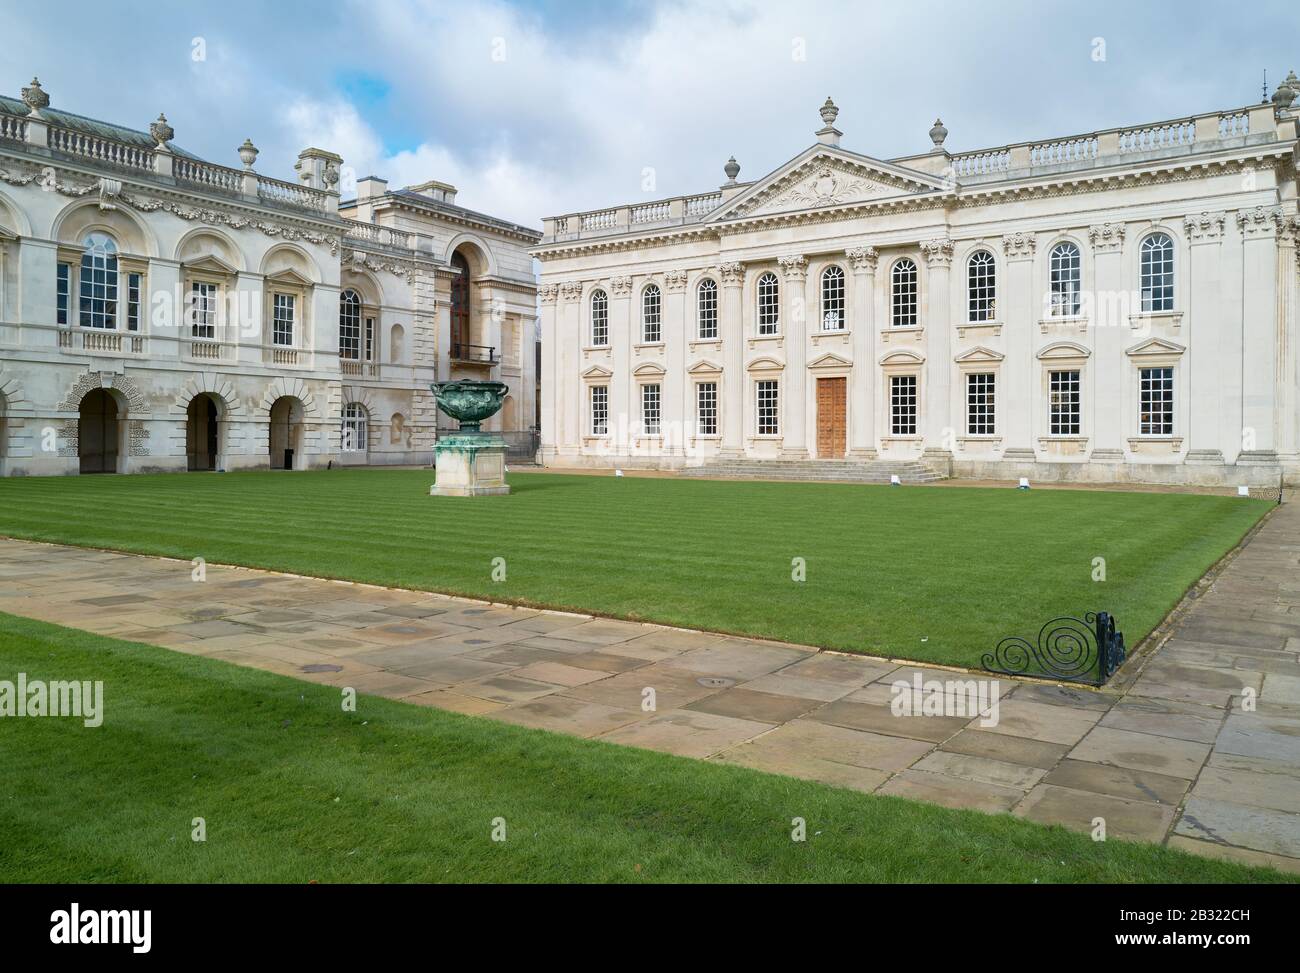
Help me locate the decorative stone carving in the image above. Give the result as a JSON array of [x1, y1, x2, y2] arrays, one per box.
[[538, 283, 559, 305], [777, 254, 807, 280], [719, 261, 744, 285], [929, 118, 948, 151], [560, 280, 584, 301], [57, 370, 147, 415], [1184, 211, 1227, 242], [723, 156, 740, 185], [343, 248, 416, 284], [21, 77, 49, 114], [665, 269, 689, 291], [1237, 205, 1285, 238], [120, 193, 341, 254], [609, 275, 633, 296], [1002, 232, 1036, 259], [97, 177, 122, 212], [149, 113, 174, 148], [767, 166, 876, 213], [845, 246, 879, 272], [238, 138, 259, 169], [129, 420, 150, 457], [919, 238, 954, 267], [1088, 222, 1126, 253], [0, 163, 95, 197]]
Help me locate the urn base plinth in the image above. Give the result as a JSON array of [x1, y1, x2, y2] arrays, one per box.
[[430, 434, 511, 497]]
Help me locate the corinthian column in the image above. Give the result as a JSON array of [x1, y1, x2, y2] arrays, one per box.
[[846, 246, 878, 458], [1185, 212, 1228, 466], [663, 269, 688, 458], [778, 253, 809, 459], [558, 280, 584, 457], [920, 238, 953, 469], [538, 283, 559, 463], [718, 261, 745, 456]]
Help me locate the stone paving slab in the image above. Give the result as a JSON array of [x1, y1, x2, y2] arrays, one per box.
[[3, 499, 1300, 873]]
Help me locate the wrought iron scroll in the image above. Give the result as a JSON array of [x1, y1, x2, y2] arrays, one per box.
[[982, 611, 1126, 686]]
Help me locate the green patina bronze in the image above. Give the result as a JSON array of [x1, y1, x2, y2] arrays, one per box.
[[430, 380, 509, 433]]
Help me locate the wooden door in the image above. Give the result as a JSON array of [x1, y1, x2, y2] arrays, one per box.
[[816, 377, 847, 459]]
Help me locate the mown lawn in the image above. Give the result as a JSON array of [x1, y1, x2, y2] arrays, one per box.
[[0, 614, 1290, 883], [0, 469, 1270, 669]]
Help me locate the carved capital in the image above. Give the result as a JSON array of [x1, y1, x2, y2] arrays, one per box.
[[609, 275, 633, 296], [1088, 222, 1126, 254], [1184, 211, 1227, 242], [919, 238, 954, 267], [845, 245, 879, 272], [538, 283, 559, 305], [664, 269, 689, 292], [1001, 232, 1036, 260], [777, 254, 807, 280], [559, 281, 584, 302], [719, 261, 745, 286], [1236, 205, 1285, 238]]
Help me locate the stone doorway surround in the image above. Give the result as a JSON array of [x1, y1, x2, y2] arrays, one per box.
[[0, 504, 1297, 874]]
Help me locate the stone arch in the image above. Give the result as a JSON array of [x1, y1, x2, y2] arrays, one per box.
[[175, 227, 246, 272], [0, 190, 32, 237], [50, 197, 156, 256], [339, 268, 382, 306], [260, 242, 322, 284], [170, 373, 244, 419], [444, 233, 495, 277], [258, 376, 320, 418]]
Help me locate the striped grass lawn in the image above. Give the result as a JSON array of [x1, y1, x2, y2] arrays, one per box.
[[0, 469, 1271, 669], [0, 613, 1291, 883]]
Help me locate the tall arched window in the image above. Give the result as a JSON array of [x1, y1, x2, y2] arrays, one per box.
[[967, 250, 996, 322], [891, 258, 917, 327], [697, 278, 718, 339], [80, 232, 119, 329], [642, 284, 661, 343], [757, 271, 779, 335], [821, 265, 845, 331], [339, 289, 361, 360], [1049, 242, 1082, 317], [450, 250, 471, 354], [1140, 233, 1174, 312], [590, 289, 608, 346], [341, 403, 368, 453]]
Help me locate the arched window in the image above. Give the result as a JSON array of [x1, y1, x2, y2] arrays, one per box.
[[80, 232, 118, 329], [757, 271, 779, 335], [450, 250, 471, 354], [821, 265, 845, 331], [1140, 233, 1174, 312], [967, 250, 996, 322], [341, 403, 368, 453], [697, 278, 718, 339], [339, 289, 361, 360], [1049, 242, 1082, 317], [642, 284, 661, 343], [590, 289, 608, 346], [891, 258, 917, 327]]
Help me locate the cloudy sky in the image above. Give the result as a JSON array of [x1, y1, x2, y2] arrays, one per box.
[[4, 0, 1298, 227]]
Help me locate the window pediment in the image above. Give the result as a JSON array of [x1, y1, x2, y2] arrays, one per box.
[[265, 267, 314, 288], [879, 349, 925, 366], [1125, 337, 1185, 358], [688, 359, 722, 374], [746, 355, 784, 372], [183, 254, 238, 277], [581, 364, 613, 379], [1037, 340, 1092, 360], [808, 352, 852, 369], [632, 362, 666, 377], [954, 345, 1004, 364]]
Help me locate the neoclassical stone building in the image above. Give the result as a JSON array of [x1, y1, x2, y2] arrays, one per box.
[[535, 91, 1300, 485], [0, 78, 539, 476]]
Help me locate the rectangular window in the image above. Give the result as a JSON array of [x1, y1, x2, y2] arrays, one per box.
[[272, 294, 295, 346], [757, 379, 779, 435], [190, 281, 217, 338], [56, 263, 70, 326], [1139, 366, 1174, 435], [126, 273, 142, 332], [966, 372, 995, 436], [891, 375, 918, 436], [364, 316, 375, 361], [696, 381, 718, 436], [590, 385, 609, 436], [641, 383, 661, 435], [1049, 369, 1081, 436]]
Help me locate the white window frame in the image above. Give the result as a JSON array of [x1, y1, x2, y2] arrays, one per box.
[[967, 249, 996, 322], [890, 374, 918, 436], [1049, 369, 1082, 436], [891, 258, 918, 327], [756, 379, 779, 435], [756, 271, 779, 336], [590, 384, 609, 436], [696, 380, 718, 436], [1048, 242, 1082, 317], [79, 232, 119, 330], [641, 284, 662, 343], [821, 265, 845, 331], [590, 288, 609, 347], [1138, 366, 1175, 436], [272, 293, 296, 347], [696, 278, 718, 339], [1140, 233, 1175, 313], [640, 382, 661, 435], [341, 402, 368, 452], [965, 372, 996, 436], [340, 289, 362, 360]]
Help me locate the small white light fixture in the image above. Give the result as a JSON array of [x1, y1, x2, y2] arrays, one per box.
[[1237, 485, 1251, 497], [615, 469, 625, 477], [889, 474, 901, 486], [1018, 477, 1031, 490]]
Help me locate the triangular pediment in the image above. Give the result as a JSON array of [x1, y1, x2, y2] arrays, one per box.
[[1126, 337, 1186, 357], [265, 267, 314, 287], [954, 345, 1005, 364], [688, 359, 723, 374], [808, 352, 853, 369], [708, 146, 949, 222], [183, 254, 238, 276], [581, 364, 613, 379]]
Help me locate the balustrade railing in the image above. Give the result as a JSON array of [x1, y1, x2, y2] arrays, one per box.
[[0, 114, 26, 142], [174, 156, 242, 193], [1118, 119, 1196, 152], [631, 201, 671, 224], [48, 127, 154, 171], [342, 218, 414, 250]]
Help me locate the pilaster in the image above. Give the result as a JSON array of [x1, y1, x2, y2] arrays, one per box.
[[846, 246, 878, 458]]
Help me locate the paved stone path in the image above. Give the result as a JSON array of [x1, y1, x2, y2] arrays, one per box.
[[1, 504, 1298, 873]]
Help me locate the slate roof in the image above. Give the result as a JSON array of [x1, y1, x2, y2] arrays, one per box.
[[0, 94, 203, 160]]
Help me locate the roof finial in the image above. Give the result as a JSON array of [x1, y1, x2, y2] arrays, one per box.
[[723, 155, 740, 185], [21, 77, 49, 115], [929, 118, 948, 153], [149, 112, 174, 148], [816, 96, 842, 147]]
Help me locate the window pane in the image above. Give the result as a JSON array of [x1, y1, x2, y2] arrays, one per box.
[[642, 286, 661, 343], [1049, 369, 1082, 435], [821, 266, 845, 330], [967, 250, 996, 322], [966, 372, 995, 435], [757, 272, 779, 335], [757, 380, 779, 435], [697, 279, 718, 339], [891, 375, 917, 435], [696, 381, 718, 435], [891, 259, 917, 327], [590, 289, 608, 346]]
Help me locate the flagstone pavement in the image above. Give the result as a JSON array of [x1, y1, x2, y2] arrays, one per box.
[[2, 503, 1299, 874]]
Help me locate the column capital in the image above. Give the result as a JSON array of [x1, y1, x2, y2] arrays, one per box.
[[1236, 205, 1285, 239], [718, 261, 745, 286], [777, 253, 807, 280], [1184, 211, 1227, 243], [1001, 232, 1036, 261], [558, 280, 584, 302], [538, 283, 559, 305], [664, 269, 689, 292], [1088, 222, 1126, 254], [845, 245, 878, 273], [609, 275, 633, 297], [919, 238, 954, 267]]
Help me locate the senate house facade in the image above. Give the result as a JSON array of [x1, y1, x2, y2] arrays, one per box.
[[534, 93, 1300, 485], [0, 78, 539, 476]]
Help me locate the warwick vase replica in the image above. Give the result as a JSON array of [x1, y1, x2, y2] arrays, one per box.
[[429, 380, 511, 496]]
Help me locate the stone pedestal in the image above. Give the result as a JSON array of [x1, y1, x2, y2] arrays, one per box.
[[430, 433, 511, 497]]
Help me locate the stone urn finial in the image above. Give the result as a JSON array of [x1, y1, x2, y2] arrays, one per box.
[[149, 113, 174, 148], [1273, 75, 1297, 111], [929, 117, 948, 151], [723, 155, 740, 184], [21, 77, 49, 114], [238, 138, 259, 169], [430, 380, 509, 433], [819, 96, 839, 127]]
